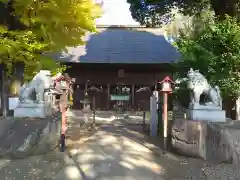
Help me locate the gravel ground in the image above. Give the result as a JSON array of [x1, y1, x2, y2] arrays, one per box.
[[0, 152, 65, 180]]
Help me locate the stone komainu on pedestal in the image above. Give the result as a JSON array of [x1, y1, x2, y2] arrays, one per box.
[[178, 68, 226, 122], [172, 68, 235, 164], [14, 70, 57, 118]]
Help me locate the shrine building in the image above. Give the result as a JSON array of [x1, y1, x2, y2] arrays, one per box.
[[55, 26, 180, 111], [54, 0, 180, 111]]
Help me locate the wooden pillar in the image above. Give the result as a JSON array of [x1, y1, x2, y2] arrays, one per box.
[[131, 84, 135, 110], [107, 84, 110, 110]]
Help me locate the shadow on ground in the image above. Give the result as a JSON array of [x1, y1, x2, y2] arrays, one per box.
[[0, 114, 207, 180], [63, 117, 207, 180], [68, 110, 150, 125]]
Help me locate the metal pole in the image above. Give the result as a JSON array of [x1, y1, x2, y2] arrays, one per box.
[[163, 92, 168, 152]]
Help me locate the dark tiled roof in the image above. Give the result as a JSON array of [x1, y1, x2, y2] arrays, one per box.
[[55, 28, 180, 64]]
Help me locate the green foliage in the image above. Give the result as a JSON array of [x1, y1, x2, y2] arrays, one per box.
[[127, 0, 240, 27], [127, 0, 175, 27], [165, 10, 214, 38], [0, 0, 101, 81], [174, 15, 240, 98]]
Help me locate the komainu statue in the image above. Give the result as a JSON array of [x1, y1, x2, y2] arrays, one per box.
[[177, 68, 222, 108], [19, 70, 53, 103]]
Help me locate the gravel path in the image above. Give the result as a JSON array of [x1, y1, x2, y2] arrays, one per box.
[[57, 111, 208, 180]]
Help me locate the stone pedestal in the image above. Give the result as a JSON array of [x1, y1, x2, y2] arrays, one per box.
[[187, 109, 226, 122], [14, 102, 52, 118], [9, 97, 19, 110], [187, 103, 226, 122]]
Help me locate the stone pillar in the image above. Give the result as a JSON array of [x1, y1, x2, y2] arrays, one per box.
[[150, 95, 158, 137]]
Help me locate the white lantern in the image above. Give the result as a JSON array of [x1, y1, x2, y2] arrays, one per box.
[[162, 81, 172, 92], [60, 81, 67, 88]]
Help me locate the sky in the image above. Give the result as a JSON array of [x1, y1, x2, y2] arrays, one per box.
[[96, 0, 140, 26]]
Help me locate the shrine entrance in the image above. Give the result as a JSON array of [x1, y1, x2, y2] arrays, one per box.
[[72, 82, 155, 111], [109, 84, 131, 111], [72, 84, 108, 110]]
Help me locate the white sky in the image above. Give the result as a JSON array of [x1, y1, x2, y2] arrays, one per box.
[[96, 0, 140, 26]]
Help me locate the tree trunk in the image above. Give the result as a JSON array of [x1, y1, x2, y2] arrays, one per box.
[[223, 96, 237, 120], [0, 64, 9, 117]]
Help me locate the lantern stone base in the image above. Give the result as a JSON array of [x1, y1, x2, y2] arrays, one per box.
[[14, 102, 52, 118], [186, 108, 226, 122]]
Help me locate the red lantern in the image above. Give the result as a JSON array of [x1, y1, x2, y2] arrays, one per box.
[[158, 76, 175, 93], [158, 76, 175, 152]]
